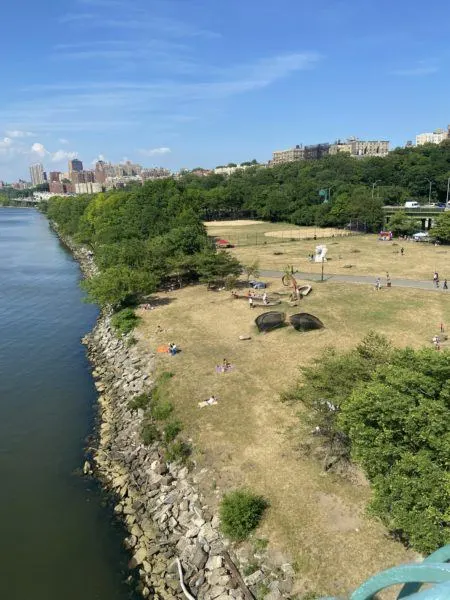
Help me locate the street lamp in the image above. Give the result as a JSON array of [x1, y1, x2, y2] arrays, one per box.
[[446, 177, 450, 205], [426, 179, 434, 204], [371, 180, 381, 200]]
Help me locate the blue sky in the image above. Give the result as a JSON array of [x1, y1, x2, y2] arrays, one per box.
[[1, 0, 449, 180]]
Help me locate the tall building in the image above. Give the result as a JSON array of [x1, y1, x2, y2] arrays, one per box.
[[272, 144, 304, 164], [49, 171, 62, 183], [68, 158, 83, 174], [94, 160, 107, 184], [416, 128, 449, 146], [29, 163, 45, 186]]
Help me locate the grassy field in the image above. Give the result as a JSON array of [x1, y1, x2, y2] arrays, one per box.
[[228, 233, 450, 281], [205, 220, 353, 247], [135, 279, 450, 597]]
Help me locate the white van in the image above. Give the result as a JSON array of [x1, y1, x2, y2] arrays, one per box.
[[404, 201, 420, 208]]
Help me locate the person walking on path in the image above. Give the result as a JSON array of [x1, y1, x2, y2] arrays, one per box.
[[433, 271, 440, 288], [443, 279, 448, 290], [400, 247, 404, 256], [375, 277, 381, 291], [386, 272, 391, 288], [249, 296, 254, 309]]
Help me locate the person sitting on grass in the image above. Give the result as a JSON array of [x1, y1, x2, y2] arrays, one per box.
[[168, 343, 178, 356]]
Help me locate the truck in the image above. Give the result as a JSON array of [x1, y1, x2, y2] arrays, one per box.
[[404, 201, 420, 208]]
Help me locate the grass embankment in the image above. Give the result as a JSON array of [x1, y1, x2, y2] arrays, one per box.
[[229, 233, 450, 281], [134, 279, 450, 597]]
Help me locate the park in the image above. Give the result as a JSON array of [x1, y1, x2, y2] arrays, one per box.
[[131, 221, 450, 598]]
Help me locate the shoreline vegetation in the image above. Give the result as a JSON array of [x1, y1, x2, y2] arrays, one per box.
[[43, 165, 450, 599]]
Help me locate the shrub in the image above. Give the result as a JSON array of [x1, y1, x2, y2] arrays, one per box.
[[219, 489, 269, 541], [151, 399, 174, 421], [165, 439, 191, 463], [141, 422, 160, 445], [111, 308, 140, 336], [164, 420, 183, 443], [158, 371, 174, 384], [128, 393, 151, 411]]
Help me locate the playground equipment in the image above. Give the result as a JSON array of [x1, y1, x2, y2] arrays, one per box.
[[314, 244, 328, 263], [255, 312, 286, 333], [282, 267, 312, 301], [290, 313, 324, 332], [321, 544, 450, 599]]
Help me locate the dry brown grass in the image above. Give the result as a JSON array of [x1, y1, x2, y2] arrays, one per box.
[[135, 280, 450, 596], [230, 234, 450, 281]]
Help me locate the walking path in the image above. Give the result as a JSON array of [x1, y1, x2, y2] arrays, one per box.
[[260, 270, 448, 292]]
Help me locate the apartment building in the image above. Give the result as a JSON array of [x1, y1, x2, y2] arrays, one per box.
[[330, 138, 389, 157], [416, 128, 449, 146], [272, 145, 304, 164]]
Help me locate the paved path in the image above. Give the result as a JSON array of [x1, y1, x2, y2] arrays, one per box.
[[260, 270, 448, 292]]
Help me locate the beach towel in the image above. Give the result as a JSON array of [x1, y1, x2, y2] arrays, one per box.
[[198, 399, 218, 408], [157, 344, 169, 353]]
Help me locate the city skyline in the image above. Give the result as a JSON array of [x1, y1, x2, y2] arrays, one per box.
[[2, 0, 450, 180]]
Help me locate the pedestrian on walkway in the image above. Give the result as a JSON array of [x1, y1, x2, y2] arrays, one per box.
[[434, 271, 440, 288], [443, 279, 448, 290], [400, 247, 404, 256], [375, 277, 381, 291], [386, 272, 391, 288]]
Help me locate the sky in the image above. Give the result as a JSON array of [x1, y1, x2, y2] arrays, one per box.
[[1, 0, 449, 180]]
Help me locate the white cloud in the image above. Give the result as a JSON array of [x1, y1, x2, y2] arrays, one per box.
[[51, 149, 78, 162], [5, 130, 34, 138], [91, 153, 107, 164], [58, 138, 70, 144], [0, 137, 13, 148], [139, 147, 171, 156], [31, 142, 48, 157]]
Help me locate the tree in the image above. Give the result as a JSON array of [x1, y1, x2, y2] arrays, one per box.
[[243, 260, 260, 282], [387, 210, 420, 236], [82, 267, 159, 307], [432, 211, 450, 242], [195, 250, 242, 288]]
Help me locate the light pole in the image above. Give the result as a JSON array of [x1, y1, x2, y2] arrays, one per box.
[[427, 179, 434, 204], [446, 177, 450, 205], [371, 180, 381, 199]]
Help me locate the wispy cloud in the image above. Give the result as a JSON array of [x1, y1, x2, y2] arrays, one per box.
[[2, 51, 320, 142], [391, 60, 439, 76], [5, 130, 35, 138], [59, 11, 220, 38], [139, 147, 171, 156]]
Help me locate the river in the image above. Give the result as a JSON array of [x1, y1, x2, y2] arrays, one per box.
[[0, 208, 136, 599]]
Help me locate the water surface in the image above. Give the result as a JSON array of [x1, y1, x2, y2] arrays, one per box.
[[0, 208, 135, 600]]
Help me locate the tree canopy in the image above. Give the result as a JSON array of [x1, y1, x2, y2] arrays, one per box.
[[286, 333, 450, 553], [44, 180, 241, 307]]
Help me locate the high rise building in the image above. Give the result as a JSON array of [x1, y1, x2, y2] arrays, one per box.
[[29, 163, 46, 186], [68, 158, 83, 174], [49, 171, 62, 183], [94, 160, 107, 184]]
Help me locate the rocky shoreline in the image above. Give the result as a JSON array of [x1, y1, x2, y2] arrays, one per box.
[[58, 227, 294, 600]]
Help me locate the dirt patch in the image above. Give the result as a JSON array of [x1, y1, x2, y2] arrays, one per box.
[[205, 220, 263, 227], [264, 228, 352, 239]]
